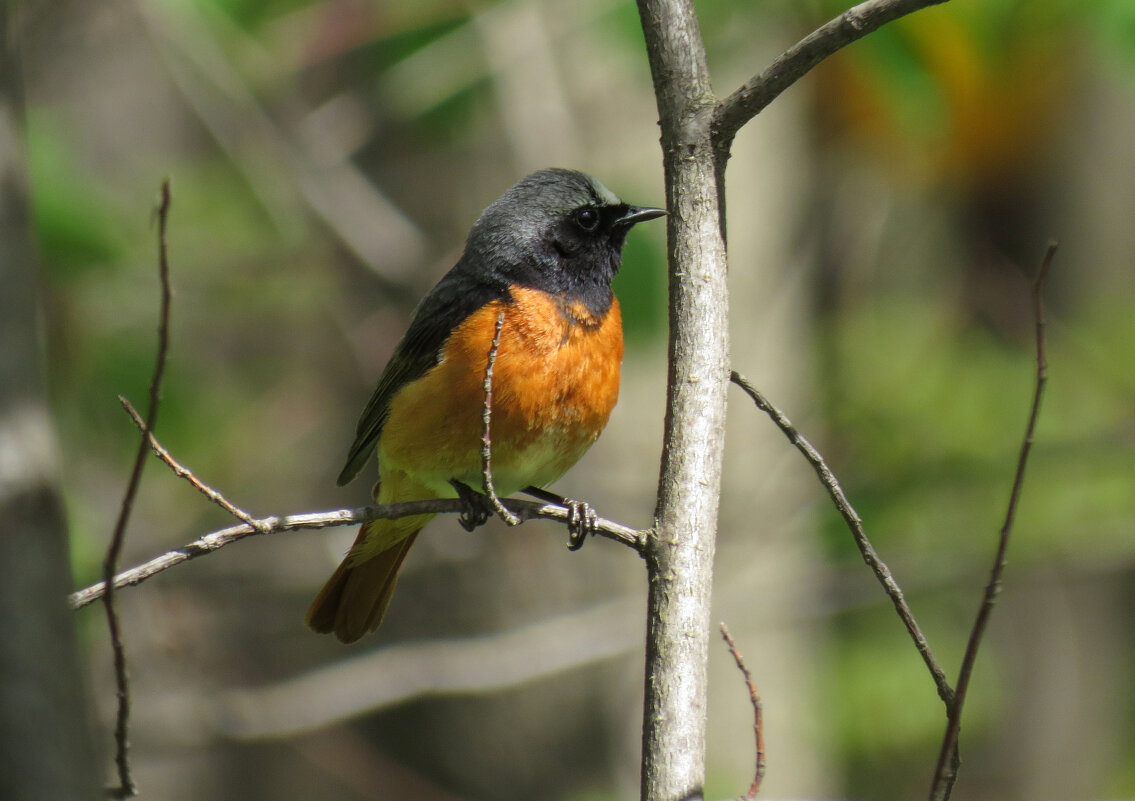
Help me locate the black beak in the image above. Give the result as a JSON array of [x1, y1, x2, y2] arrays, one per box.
[[614, 205, 667, 228]]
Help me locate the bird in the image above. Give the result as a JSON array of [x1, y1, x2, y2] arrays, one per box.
[[306, 168, 665, 643]]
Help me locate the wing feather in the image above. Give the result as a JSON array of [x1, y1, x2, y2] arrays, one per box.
[[336, 272, 509, 486]]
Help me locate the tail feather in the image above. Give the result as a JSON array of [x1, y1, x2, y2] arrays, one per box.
[[305, 527, 421, 644]]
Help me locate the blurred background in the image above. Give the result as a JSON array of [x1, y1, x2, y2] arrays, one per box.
[[10, 0, 1135, 798]]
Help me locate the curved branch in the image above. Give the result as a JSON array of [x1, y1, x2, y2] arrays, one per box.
[[729, 370, 954, 706], [719, 624, 765, 801], [713, 0, 951, 149]]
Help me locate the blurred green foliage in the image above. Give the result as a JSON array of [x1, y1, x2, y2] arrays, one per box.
[[21, 0, 1135, 798]]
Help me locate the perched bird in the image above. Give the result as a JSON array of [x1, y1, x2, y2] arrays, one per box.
[[307, 168, 665, 643]]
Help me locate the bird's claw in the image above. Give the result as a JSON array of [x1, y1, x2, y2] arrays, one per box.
[[449, 480, 491, 532], [566, 500, 598, 551]]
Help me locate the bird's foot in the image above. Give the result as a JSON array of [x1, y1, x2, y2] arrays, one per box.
[[522, 486, 598, 551], [449, 480, 492, 532], [564, 499, 598, 551]]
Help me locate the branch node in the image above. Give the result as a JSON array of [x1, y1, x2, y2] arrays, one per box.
[[844, 7, 868, 32], [119, 397, 264, 531]]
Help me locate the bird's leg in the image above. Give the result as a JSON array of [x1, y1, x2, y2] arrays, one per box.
[[522, 486, 598, 551], [449, 479, 492, 532]]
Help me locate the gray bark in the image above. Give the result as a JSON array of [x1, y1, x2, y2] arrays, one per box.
[[635, 2, 730, 799], [0, 4, 100, 798]]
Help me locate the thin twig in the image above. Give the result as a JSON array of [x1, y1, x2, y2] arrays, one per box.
[[119, 397, 266, 531], [102, 179, 173, 797], [480, 309, 520, 526], [729, 371, 954, 706], [928, 242, 1056, 801], [720, 624, 765, 800], [71, 498, 648, 610], [713, 0, 951, 148]]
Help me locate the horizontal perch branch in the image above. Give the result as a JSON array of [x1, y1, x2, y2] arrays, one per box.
[[75, 377, 648, 613], [69, 499, 649, 610]]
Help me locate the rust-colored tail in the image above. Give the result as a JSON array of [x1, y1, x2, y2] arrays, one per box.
[[305, 525, 422, 644]]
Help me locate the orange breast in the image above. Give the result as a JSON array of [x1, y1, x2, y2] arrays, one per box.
[[378, 287, 623, 497]]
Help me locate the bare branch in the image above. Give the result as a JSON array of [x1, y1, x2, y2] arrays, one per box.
[[119, 398, 266, 532], [71, 499, 648, 611], [713, 0, 951, 148], [102, 178, 174, 798], [928, 242, 1056, 801], [729, 371, 954, 706], [719, 624, 765, 801], [480, 309, 520, 526]]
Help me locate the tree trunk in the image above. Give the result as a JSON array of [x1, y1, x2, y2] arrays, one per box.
[[0, 4, 100, 798], [635, 2, 730, 799]]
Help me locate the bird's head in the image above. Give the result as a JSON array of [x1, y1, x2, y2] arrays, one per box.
[[463, 168, 665, 311]]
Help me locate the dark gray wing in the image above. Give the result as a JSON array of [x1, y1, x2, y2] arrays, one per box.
[[336, 272, 509, 486]]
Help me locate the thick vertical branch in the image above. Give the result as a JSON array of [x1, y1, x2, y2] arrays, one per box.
[[635, 2, 729, 800]]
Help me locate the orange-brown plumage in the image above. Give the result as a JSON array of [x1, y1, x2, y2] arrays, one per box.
[[306, 169, 663, 643], [381, 290, 623, 497]]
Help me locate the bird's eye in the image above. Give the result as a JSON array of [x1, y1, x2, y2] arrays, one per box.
[[574, 207, 600, 232]]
